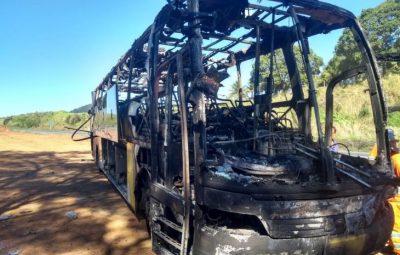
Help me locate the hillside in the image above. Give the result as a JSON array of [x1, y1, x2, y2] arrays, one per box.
[[272, 74, 400, 151], [1, 75, 399, 147], [1, 111, 90, 131], [71, 104, 91, 113]]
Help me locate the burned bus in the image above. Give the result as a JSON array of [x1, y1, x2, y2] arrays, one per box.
[[89, 0, 397, 254]]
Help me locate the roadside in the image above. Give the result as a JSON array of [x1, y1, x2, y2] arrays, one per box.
[[0, 131, 152, 255]]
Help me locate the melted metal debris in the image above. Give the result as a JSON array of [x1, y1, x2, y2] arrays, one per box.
[[201, 225, 219, 236], [210, 163, 263, 186], [229, 229, 258, 243], [227, 154, 314, 176], [210, 154, 316, 185], [215, 244, 250, 255], [0, 214, 13, 221], [201, 225, 258, 242], [8, 250, 20, 255]]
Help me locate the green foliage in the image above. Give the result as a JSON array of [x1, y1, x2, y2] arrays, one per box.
[[272, 74, 400, 151], [4, 111, 89, 130], [66, 114, 82, 125], [243, 46, 323, 98], [3, 117, 12, 126], [332, 112, 351, 124], [323, 0, 400, 81], [292, 46, 324, 84], [361, 0, 400, 55], [228, 80, 252, 99], [389, 112, 400, 127], [358, 104, 370, 118], [10, 113, 41, 128], [322, 30, 363, 83]]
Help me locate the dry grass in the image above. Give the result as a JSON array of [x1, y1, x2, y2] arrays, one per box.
[[273, 74, 400, 151], [0, 130, 89, 152]]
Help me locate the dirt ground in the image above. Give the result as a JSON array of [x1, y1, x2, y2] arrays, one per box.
[[0, 131, 152, 255]]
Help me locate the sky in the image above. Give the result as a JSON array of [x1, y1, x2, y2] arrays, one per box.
[[0, 0, 384, 117]]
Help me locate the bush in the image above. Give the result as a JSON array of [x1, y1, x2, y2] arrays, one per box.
[[333, 112, 351, 124], [66, 114, 82, 125], [5, 111, 89, 130], [358, 104, 370, 118], [11, 113, 41, 128], [389, 112, 400, 127]]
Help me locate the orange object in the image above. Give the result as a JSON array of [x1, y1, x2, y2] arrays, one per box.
[[370, 143, 400, 253], [389, 153, 400, 254], [369, 144, 378, 159], [392, 154, 400, 177], [389, 194, 400, 254]]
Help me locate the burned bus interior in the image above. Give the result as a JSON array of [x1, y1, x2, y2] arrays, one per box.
[[90, 0, 397, 254]]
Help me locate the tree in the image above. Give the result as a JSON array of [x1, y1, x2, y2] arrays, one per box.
[[322, 29, 363, 84], [3, 117, 12, 127], [362, 0, 400, 55], [244, 46, 323, 95], [228, 80, 253, 99], [66, 114, 82, 125], [322, 0, 400, 81]]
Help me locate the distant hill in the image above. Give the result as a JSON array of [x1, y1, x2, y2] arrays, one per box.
[[0, 104, 93, 131], [70, 104, 91, 113], [1, 111, 90, 130]]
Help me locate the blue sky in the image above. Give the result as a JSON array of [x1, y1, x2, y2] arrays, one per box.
[[0, 0, 383, 117]]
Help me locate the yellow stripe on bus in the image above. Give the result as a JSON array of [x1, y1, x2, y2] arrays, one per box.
[[127, 142, 137, 212]]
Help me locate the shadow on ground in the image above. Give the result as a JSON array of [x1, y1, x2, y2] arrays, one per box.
[[0, 150, 152, 255]]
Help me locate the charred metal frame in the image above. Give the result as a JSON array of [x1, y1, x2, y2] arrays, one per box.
[[325, 65, 367, 148], [88, 1, 398, 254]]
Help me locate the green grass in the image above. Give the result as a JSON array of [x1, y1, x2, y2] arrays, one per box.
[[389, 112, 400, 127]]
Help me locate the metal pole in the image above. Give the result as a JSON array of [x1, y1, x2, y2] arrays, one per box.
[[236, 62, 243, 107], [289, 7, 324, 148], [267, 10, 275, 156], [164, 64, 174, 186], [188, 0, 206, 173], [177, 53, 191, 255], [127, 51, 134, 100], [148, 23, 160, 183], [253, 25, 261, 150]]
